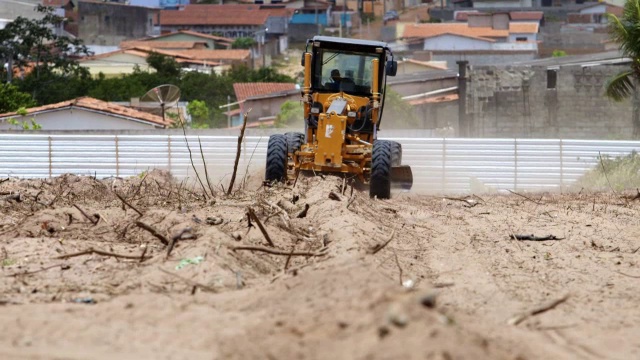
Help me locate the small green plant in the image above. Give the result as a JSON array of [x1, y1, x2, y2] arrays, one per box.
[[1, 258, 16, 267], [552, 50, 567, 57], [575, 151, 640, 191], [276, 100, 304, 127], [7, 108, 42, 130]]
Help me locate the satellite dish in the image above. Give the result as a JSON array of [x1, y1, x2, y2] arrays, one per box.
[[138, 84, 181, 123]]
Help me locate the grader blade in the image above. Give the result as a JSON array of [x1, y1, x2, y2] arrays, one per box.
[[391, 165, 413, 190]]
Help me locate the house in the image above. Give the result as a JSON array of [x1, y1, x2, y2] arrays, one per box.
[[289, 0, 331, 42], [402, 16, 539, 67], [78, 1, 157, 46], [132, 30, 233, 50], [228, 82, 299, 127], [0, 97, 170, 130], [43, 0, 78, 36], [78, 47, 249, 76], [0, 0, 41, 21], [120, 41, 211, 51], [540, 2, 622, 56], [157, 5, 293, 63], [396, 58, 449, 75], [129, 0, 190, 9]]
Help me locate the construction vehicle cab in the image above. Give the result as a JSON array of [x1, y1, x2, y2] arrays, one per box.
[[265, 36, 412, 198]]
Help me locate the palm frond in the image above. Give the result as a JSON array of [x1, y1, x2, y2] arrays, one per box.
[[605, 70, 635, 102]]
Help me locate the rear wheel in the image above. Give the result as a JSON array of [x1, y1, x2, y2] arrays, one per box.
[[370, 140, 392, 199], [284, 132, 305, 154], [265, 134, 287, 182], [390, 141, 402, 166]]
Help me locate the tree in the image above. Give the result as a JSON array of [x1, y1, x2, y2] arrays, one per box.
[[187, 100, 211, 128], [146, 52, 181, 79], [0, 83, 36, 113], [275, 100, 303, 127], [232, 37, 256, 49], [0, 5, 91, 102], [606, 0, 640, 137]]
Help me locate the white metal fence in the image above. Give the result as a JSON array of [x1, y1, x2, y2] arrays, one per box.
[[1, 134, 639, 194]]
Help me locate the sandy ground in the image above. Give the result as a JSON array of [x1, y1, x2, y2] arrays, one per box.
[[1, 170, 639, 360]]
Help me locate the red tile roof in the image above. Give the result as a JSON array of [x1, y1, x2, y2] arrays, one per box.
[[0, 97, 169, 127], [509, 22, 539, 33], [403, 23, 509, 40], [152, 30, 234, 45], [233, 83, 297, 103], [160, 5, 270, 26], [120, 41, 209, 50], [43, 0, 73, 6]]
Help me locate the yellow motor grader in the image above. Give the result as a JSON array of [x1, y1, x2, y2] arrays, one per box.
[[265, 36, 413, 198]]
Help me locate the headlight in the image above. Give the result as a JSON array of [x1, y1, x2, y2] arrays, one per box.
[[347, 111, 356, 118]]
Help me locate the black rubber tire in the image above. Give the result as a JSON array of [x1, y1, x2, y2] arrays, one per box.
[[370, 140, 392, 199], [284, 132, 305, 154], [390, 141, 402, 167], [265, 134, 288, 182]]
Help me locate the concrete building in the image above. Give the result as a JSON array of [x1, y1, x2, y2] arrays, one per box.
[[78, 1, 156, 46], [0, 97, 169, 130]]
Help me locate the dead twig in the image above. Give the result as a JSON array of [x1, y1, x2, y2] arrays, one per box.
[[178, 112, 210, 199], [598, 151, 617, 196], [506, 189, 542, 205], [444, 196, 478, 207], [166, 227, 193, 258], [232, 245, 327, 257], [114, 192, 143, 217], [509, 234, 565, 241], [296, 203, 310, 218], [197, 136, 216, 197], [393, 250, 403, 286], [72, 204, 98, 225], [508, 294, 570, 326], [55, 247, 149, 260], [6, 264, 68, 277], [2, 193, 22, 203], [228, 109, 251, 195], [328, 191, 343, 201], [135, 221, 169, 246], [158, 268, 217, 293], [368, 229, 396, 255], [614, 270, 640, 278], [247, 207, 275, 247]]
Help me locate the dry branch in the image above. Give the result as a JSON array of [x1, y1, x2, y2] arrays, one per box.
[[328, 191, 343, 201], [508, 294, 570, 326], [166, 227, 193, 258], [506, 189, 542, 205], [72, 204, 98, 225], [510, 234, 564, 241], [158, 268, 217, 293], [368, 229, 396, 255], [444, 196, 478, 207], [114, 192, 143, 217], [55, 247, 149, 260], [228, 109, 251, 195], [6, 264, 67, 277], [233, 245, 327, 257], [2, 193, 22, 203], [135, 221, 169, 246], [247, 207, 275, 247]]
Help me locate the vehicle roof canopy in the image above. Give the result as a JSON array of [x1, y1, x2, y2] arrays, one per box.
[[309, 36, 392, 55]]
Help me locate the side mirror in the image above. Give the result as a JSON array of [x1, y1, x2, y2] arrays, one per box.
[[386, 60, 397, 76]]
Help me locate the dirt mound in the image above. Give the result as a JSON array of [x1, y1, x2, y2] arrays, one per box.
[[1, 172, 638, 359]]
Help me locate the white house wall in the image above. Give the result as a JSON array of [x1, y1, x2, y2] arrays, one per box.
[[424, 35, 492, 51], [508, 33, 537, 42], [473, 0, 531, 8], [0, 109, 160, 130], [579, 5, 607, 14]]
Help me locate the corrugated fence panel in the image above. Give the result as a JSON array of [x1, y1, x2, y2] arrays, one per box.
[[2, 134, 640, 194]]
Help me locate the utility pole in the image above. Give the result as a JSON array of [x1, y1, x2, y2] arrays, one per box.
[[457, 60, 469, 137]]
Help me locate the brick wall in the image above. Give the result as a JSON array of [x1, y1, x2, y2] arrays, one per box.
[[467, 64, 634, 139]]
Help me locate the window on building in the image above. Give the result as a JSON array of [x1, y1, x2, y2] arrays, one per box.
[[547, 69, 557, 89], [516, 37, 527, 42]]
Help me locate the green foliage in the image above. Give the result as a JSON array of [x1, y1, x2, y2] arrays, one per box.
[[0, 5, 90, 81], [225, 65, 295, 83], [232, 37, 256, 49], [8, 116, 41, 130], [605, 0, 640, 101], [276, 100, 303, 127], [0, 84, 36, 113], [187, 99, 211, 128], [552, 50, 567, 57], [381, 87, 419, 128], [576, 151, 640, 191], [146, 52, 181, 79]]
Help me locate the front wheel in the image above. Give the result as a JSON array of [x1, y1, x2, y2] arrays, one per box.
[[265, 134, 288, 182], [370, 140, 392, 199]]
